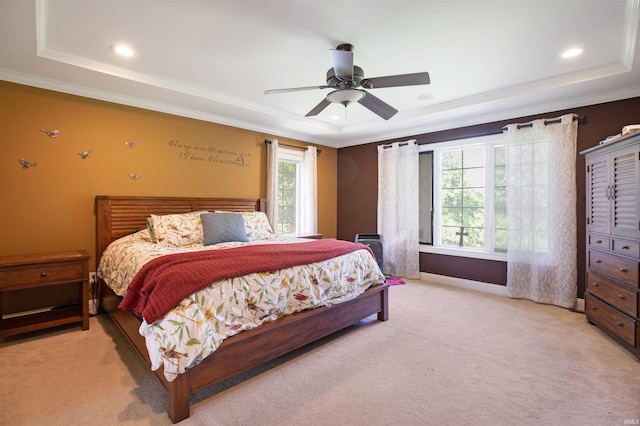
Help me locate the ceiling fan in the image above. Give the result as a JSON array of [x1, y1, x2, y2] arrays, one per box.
[[264, 43, 430, 120]]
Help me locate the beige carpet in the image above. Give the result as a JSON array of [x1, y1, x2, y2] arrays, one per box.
[[1, 280, 639, 426]]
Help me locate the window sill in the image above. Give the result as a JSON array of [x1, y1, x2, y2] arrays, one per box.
[[419, 244, 507, 262]]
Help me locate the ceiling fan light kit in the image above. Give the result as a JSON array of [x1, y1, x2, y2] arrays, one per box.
[[265, 43, 430, 120], [326, 89, 365, 105]]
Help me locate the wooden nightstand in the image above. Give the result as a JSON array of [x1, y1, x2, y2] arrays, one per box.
[[293, 233, 323, 239], [0, 250, 90, 337]]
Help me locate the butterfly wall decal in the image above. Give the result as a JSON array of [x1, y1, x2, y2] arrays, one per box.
[[78, 150, 93, 159], [19, 159, 37, 169], [39, 128, 59, 138]]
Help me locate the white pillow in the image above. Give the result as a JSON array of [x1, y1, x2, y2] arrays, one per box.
[[147, 211, 208, 246]]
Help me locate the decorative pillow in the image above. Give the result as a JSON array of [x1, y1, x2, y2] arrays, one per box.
[[200, 212, 249, 246], [215, 210, 275, 241], [147, 211, 207, 246]]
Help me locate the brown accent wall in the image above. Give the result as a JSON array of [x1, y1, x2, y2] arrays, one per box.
[[337, 96, 640, 297], [420, 254, 507, 285], [0, 81, 337, 312]]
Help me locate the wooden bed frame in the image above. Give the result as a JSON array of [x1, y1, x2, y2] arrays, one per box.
[[94, 195, 389, 423]]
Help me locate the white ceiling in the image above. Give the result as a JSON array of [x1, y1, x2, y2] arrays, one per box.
[[1, 0, 640, 148]]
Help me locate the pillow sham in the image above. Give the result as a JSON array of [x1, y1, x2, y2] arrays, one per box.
[[200, 212, 249, 246], [147, 211, 208, 246], [215, 210, 275, 241]]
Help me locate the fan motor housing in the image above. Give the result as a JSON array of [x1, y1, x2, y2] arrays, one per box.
[[326, 65, 364, 88]]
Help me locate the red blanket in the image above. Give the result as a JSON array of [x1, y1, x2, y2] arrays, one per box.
[[118, 239, 373, 324]]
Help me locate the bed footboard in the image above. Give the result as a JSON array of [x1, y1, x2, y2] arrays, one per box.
[[100, 281, 389, 423]]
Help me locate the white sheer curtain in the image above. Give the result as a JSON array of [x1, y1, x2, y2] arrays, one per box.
[[266, 139, 278, 228], [266, 139, 317, 235], [377, 140, 420, 278], [300, 145, 318, 234], [504, 113, 578, 308]]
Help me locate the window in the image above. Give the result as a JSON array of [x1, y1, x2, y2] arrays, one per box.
[[276, 148, 304, 234], [439, 145, 486, 248], [493, 145, 507, 252], [418, 151, 433, 244], [420, 134, 505, 254]]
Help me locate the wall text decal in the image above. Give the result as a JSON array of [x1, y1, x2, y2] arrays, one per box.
[[168, 139, 251, 167]]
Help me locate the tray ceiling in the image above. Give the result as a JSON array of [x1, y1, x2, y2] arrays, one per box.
[[1, 0, 639, 147]]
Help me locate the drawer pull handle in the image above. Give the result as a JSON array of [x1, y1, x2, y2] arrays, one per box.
[[590, 305, 597, 310], [592, 282, 599, 286], [617, 294, 625, 300], [596, 240, 602, 244], [595, 260, 602, 263], [619, 268, 627, 272], [616, 321, 623, 327], [622, 245, 630, 250], [40, 272, 47, 278]]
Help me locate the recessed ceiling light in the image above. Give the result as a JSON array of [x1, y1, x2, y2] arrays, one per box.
[[561, 47, 584, 59], [110, 44, 135, 57], [330, 115, 341, 120]]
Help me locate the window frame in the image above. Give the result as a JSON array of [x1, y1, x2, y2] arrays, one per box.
[[276, 147, 305, 235], [419, 151, 434, 245], [419, 134, 507, 261]]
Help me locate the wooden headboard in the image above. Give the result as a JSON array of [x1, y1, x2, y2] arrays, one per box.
[[94, 196, 266, 261]]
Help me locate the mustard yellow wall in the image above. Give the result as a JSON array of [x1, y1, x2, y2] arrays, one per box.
[[0, 81, 337, 269]]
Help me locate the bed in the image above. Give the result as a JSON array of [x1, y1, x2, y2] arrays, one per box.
[[94, 195, 389, 423]]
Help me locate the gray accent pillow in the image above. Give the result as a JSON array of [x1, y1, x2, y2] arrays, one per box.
[[200, 212, 249, 246]]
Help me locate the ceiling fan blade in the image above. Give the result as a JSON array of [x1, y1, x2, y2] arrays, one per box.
[[330, 48, 354, 81], [265, 85, 330, 95], [357, 91, 398, 120], [305, 98, 332, 117], [364, 72, 430, 89]]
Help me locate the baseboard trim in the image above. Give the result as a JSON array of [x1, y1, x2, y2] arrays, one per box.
[[2, 306, 54, 319], [420, 272, 585, 312]]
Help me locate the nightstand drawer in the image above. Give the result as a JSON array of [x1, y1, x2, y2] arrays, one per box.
[[586, 293, 637, 346], [588, 250, 639, 288], [0, 262, 84, 290], [587, 272, 638, 317]]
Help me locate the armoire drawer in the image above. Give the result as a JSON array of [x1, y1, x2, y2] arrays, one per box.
[[587, 272, 639, 317], [588, 233, 610, 252], [611, 237, 640, 260], [588, 250, 639, 288], [586, 293, 637, 346]]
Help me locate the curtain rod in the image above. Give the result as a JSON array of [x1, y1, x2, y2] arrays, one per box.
[[264, 139, 321, 154], [388, 115, 588, 148], [381, 140, 417, 149], [501, 115, 585, 131]]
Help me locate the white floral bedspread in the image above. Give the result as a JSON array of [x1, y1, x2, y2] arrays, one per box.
[[97, 230, 385, 381]]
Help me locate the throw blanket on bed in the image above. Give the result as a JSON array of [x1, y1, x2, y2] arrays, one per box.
[[119, 238, 373, 323]]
